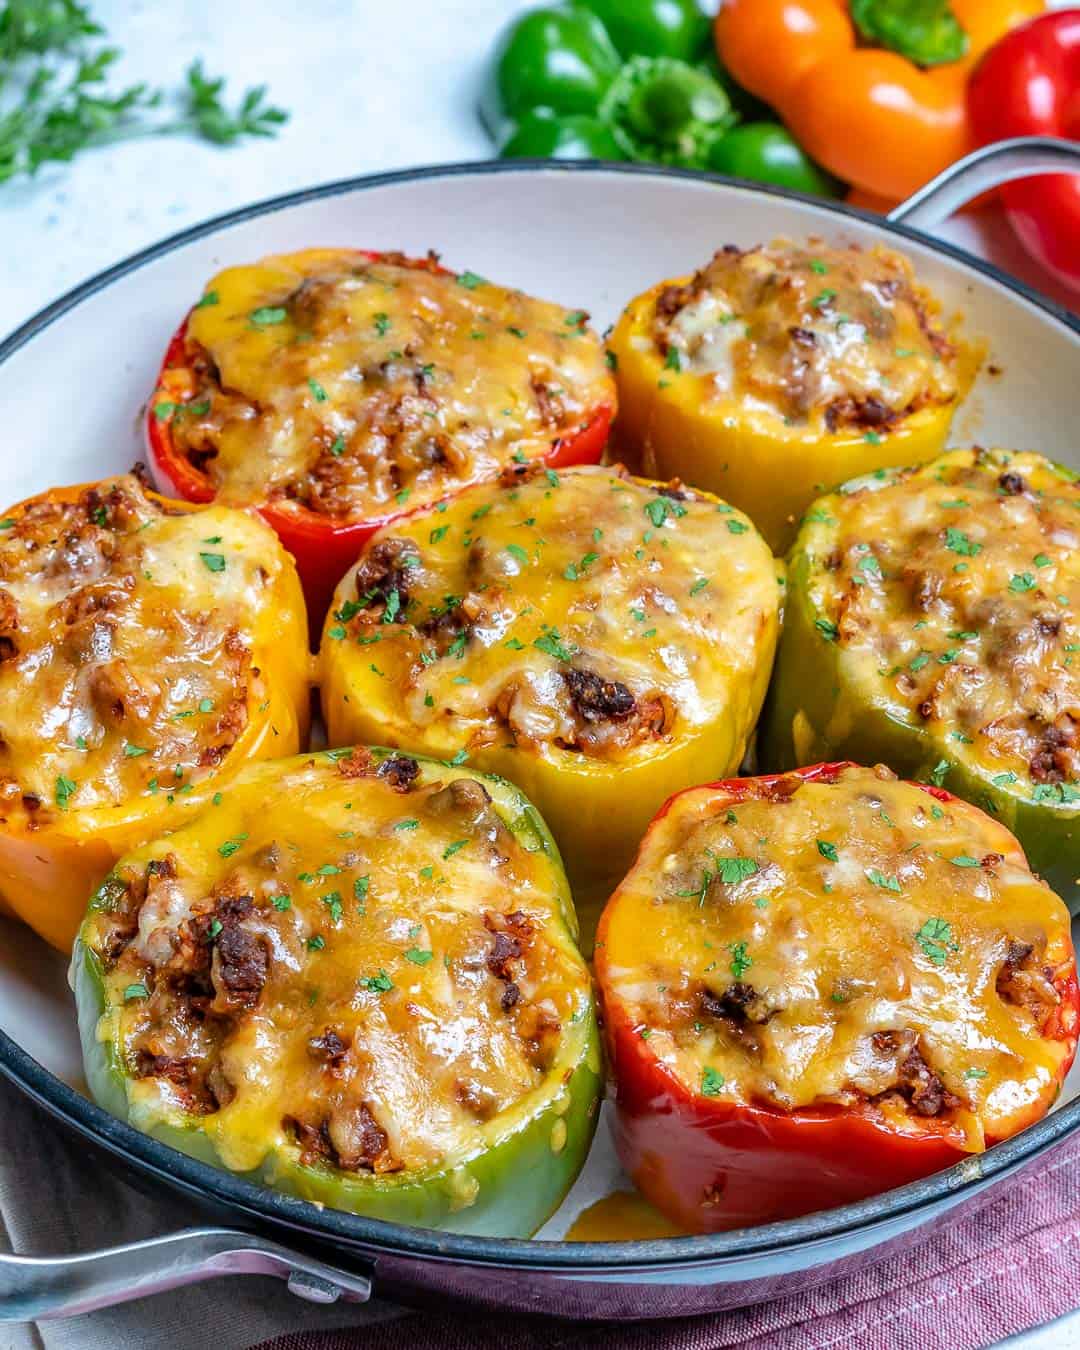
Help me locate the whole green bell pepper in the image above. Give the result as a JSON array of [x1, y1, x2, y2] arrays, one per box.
[[500, 107, 624, 160], [481, 6, 622, 138], [482, 0, 729, 167], [708, 122, 842, 196], [572, 0, 710, 62], [73, 748, 601, 1235]]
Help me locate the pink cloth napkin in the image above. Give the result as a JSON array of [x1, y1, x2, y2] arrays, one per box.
[[256, 1134, 1080, 1350]]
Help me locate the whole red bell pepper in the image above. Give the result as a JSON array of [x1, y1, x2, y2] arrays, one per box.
[[595, 761, 1080, 1232], [146, 250, 614, 629], [968, 10, 1080, 293]]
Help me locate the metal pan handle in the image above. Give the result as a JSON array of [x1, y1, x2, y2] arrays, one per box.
[[0, 1226, 373, 1321], [888, 135, 1080, 232]]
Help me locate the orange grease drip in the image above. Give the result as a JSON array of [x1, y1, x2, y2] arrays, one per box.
[[566, 1190, 688, 1242]]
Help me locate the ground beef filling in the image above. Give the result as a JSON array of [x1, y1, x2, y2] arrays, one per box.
[[0, 479, 254, 815], [685, 934, 1058, 1121], [166, 254, 603, 519], [820, 455, 1080, 789], [99, 760, 565, 1173], [652, 241, 958, 431]]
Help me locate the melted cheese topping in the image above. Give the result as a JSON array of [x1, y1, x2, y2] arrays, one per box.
[[654, 240, 959, 430], [163, 249, 613, 519], [804, 449, 1080, 795], [0, 477, 285, 815], [600, 766, 1075, 1147], [323, 465, 780, 761], [90, 752, 591, 1177]]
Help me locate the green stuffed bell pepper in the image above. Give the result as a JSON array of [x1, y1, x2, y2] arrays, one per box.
[[483, 0, 735, 168], [761, 448, 1080, 908], [73, 747, 601, 1234]]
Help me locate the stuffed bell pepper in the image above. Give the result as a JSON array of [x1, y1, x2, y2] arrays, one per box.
[[73, 747, 600, 1234], [0, 476, 309, 951], [147, 248, 616, 625], [595, 761, 1079, 1231], [608, 238, 977, 553], [319, 463, 782, 939], [762, 448, 1080, 907]]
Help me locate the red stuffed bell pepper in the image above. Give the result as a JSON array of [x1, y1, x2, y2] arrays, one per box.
[[595, 761, 1079, 1232], [968, 11, 1080, 293], [147, 248, 615, 626]]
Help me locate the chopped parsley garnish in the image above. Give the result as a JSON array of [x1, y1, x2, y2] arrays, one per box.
[[329, 435, 346, 457], [322, 891, 343, 924], [644, 496, 686, 529], [949, 855, 980, 868], [443, 839, 469, 859], [123, 743, 149, 757], [457, 271, 487, 289], [1034, 553, 1053, 569], [123, 983, 149, 1001], [1008, 572, 1036, 594], [664, 347, 682, 372], [929, 760, 950, 787], [307, 935, 326, 952], [506, 543, 530, 566], [944, 527, 981, 557], [816, 839, 838, 862], [307, 378, 328, 402], [354, 876, 370, 903], [381, 589, 401, 624], [373, 311, 391, 336], [728, 940, 753, 979], [199, 551, 226, 573], [701, 1066, 725, 1096], [726, 519, 749, 534], [249, 306, 286, 326], [361, 969, 394, 992], [394, 818, 419, 831], [271, 894, 291, 911], [405, 947, 433, 965], [866, 868, 901, 893], [915, 917, 957, 966], [689, 577, 709, 596], [718, 857, 757, 885], [54, 775, 77, 810], [533, 629, 578, 662], [195, 290, 219, 308], [992, 771, 1018, 787], [563, 551, 599, 582], [811, 288, 837, 308], [814, 618, 839, 642], [217, 833, 248, 858]]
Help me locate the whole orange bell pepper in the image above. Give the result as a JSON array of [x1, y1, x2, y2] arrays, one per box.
[[715, 0, 1045, 202]]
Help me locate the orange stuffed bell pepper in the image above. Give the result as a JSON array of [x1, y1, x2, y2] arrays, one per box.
[[595, 761, 1079, 1231], [715, 0, 1044, 202], [0, 476, 310, 951]]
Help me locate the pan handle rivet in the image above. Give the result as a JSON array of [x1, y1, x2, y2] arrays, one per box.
[[287, 1270, 343, 1305]]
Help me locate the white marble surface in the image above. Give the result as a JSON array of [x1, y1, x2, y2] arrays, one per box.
[[0, 3, 1077, 1346]]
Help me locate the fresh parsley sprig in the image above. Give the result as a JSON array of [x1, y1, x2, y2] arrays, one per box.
[[0, 3, 287, 184]]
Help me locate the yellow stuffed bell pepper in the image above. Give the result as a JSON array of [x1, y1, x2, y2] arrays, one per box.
[[319, 463, 781, 942], [0, 476, 310, 950], [609, 238, 979, 555]]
